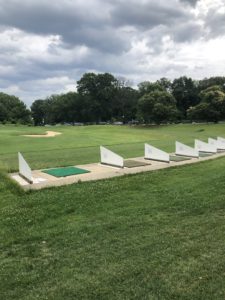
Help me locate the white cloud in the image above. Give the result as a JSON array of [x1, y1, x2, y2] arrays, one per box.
[[0, 0, 225, 106]]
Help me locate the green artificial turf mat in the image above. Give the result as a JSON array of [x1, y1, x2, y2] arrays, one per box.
[[199, 152, 214, 157], [124, 160, 150, 168], [170, 155, 191, 162], [42, 166, 90, 177]]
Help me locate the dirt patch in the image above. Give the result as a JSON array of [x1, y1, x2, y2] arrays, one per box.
[[23, 131, 62, 138]]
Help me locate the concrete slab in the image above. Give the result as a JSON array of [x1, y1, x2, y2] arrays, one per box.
[[10, 151, 225, 190]]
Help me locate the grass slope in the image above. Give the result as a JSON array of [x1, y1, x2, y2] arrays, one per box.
[[1, 123, 225, 171], [1, 157, 225, 299]]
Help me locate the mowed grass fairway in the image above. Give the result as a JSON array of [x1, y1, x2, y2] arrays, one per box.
[[1, 124, 225, 299], [1, 123, 225, 171]]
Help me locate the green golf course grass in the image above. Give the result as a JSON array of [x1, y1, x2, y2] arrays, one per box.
[[0, 123, 225, 171], [1, 123, 225, 299], [1, 157, 225, 299]]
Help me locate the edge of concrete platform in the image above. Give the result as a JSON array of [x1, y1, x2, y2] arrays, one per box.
[[10, 151, 225, 190]]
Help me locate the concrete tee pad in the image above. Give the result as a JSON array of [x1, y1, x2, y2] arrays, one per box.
[[10, 151, 225, 190]]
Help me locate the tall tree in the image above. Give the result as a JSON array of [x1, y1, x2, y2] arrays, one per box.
[[77, 72, 118, 122], [31, 99, 46, 125], [198, 77, 225, 92], [113, 87, 139, 123], [0, 102, 8, 122], [171, 76, 199, 117], [187, 85, 225, 123], [156, 78, 172, 93], [0, 92, 31, 124], [138, 81, 165, 97], [138, 90, 178, 124]]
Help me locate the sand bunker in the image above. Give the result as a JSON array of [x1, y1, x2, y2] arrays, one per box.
[[23, 131, 62, 138]]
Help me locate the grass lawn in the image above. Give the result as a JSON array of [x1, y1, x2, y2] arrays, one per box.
[[1, 123, 225, 171], [1, 124, 225, 299], [1, 157, 225, 299]]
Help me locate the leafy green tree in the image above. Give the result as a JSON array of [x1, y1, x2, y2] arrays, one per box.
[[198, 77, 225, 92], [77, 72, 118, 122], [138, 81, 165, 97], [44, 94, 65, 124], [58, 92, 84, 123], [77, 73, 98, 96], [187, 85, 225, 122], [187, 103, 220, 122], [31, 100, 46, 125], [0, 92, 31, 124], [156, 78, 172, 93], [53, 92, 92, 123], [138, 90, 178, 124], [0, 102, 8, 122], [31, 92, 96, 125], [172, 76, 199, 117], [112, 87, 139, 123]]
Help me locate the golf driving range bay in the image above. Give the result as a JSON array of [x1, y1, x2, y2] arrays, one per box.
[[1, 123, 225, 299]]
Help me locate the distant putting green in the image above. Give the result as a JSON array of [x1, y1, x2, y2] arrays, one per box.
[[42, 166, 90, 177]]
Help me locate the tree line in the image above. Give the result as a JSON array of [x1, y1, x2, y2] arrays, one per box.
[[1, 73, 225, 125], [0, 93, 31, 124]]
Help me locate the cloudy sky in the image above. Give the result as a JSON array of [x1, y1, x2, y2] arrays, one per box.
[[0, 0, 225, 106]]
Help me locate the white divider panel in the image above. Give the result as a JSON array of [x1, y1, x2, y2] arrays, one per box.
[[195, 139, 217, 153], [208, 138, 225, 150], [217, 137, 225, 149], [100, 146, 124, 168], [145, 143, 170, 162], [175, 141, 199, 158], [18, 152, 33, 183]]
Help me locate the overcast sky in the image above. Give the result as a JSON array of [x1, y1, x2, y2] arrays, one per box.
[[0, 0, 225, 106]]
